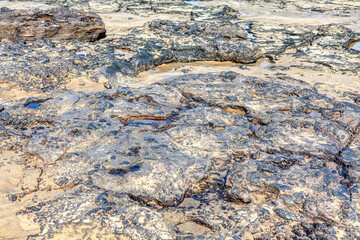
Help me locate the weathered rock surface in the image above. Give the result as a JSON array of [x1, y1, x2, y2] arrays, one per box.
[[12, 0, 241, 19], [0, 14, 358, 94], [24, 187, 176, 239], [1, 0, 360, 239], [298, 24, 360, 71], [0, 5, 105, 41], [0, 19, 260, 92], [1, 71, 359, 238]]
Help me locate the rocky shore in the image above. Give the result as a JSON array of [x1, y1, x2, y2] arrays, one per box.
[[0, 0, 359, 239]]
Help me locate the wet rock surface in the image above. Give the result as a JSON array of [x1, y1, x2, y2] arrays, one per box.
[[0, 0, 360, 239], [2, 72, 360, 239]]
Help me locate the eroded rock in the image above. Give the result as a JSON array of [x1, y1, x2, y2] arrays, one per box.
[[0, 5, 105, 42], [1, 0, 360, 238], [1, 71, 359, 238]]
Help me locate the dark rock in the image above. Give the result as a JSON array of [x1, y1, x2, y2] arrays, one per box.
[[7, 194, 17, 202], [0, 6, 105, 42]]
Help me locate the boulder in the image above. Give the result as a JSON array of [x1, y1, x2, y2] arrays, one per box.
[[0, 6, 105, 42]]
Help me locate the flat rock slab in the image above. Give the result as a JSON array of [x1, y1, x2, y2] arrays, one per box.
[[1, 72, 360, 239], [0, 5, 105, 41]]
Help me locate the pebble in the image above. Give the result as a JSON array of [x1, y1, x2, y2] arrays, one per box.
[[7, 194, 17, 202], [274, 208, 297, 220]]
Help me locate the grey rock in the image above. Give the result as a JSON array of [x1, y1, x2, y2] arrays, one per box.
[[274, 208, 297, 220]]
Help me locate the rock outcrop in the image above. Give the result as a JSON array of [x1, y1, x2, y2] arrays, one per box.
[[0, 6, 105, 41], [0, 72, 359, 239], [0, 0, 360, 239]]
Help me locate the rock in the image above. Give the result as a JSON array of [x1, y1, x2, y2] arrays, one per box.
[[18, 186, 175, 239], [339, 134, 360, 182], [13, 0, 240, 20], [297, 24, 360, 71], [226, 188, 253, 203], [147, 20, 248, 40], [0, 5, 105, 42], [1, 0, 360, 238], [90, 131, 211, 206], [274, 208, 297, 220], [101, 21, 259, 79], [161, 72, 355, 159], [225, 157, 349, 223], [21, 86, 210, 206], [0, 19, 259, 92], [7, 194, 17, 202], [1, 71, 357, 238]]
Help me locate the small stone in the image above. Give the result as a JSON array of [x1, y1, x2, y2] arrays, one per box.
[[274, 208, 296, 220], [293, 192, 305, 204], [303, 200, 318, 212], [229, 189, 252, 203], [280, 194, 295, 205], [114, 228, 123, 234], [7, 194, 17, 202], [55, 177, 69, 186], [301, 222, 314, 230]]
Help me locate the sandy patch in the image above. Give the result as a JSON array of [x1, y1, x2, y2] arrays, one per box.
[[0, 152, 40, 240], [177, 222, 210, 236], [0, 85, 46, 101], [99, 11, 185, 38], [66, 77, 106, 93]]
